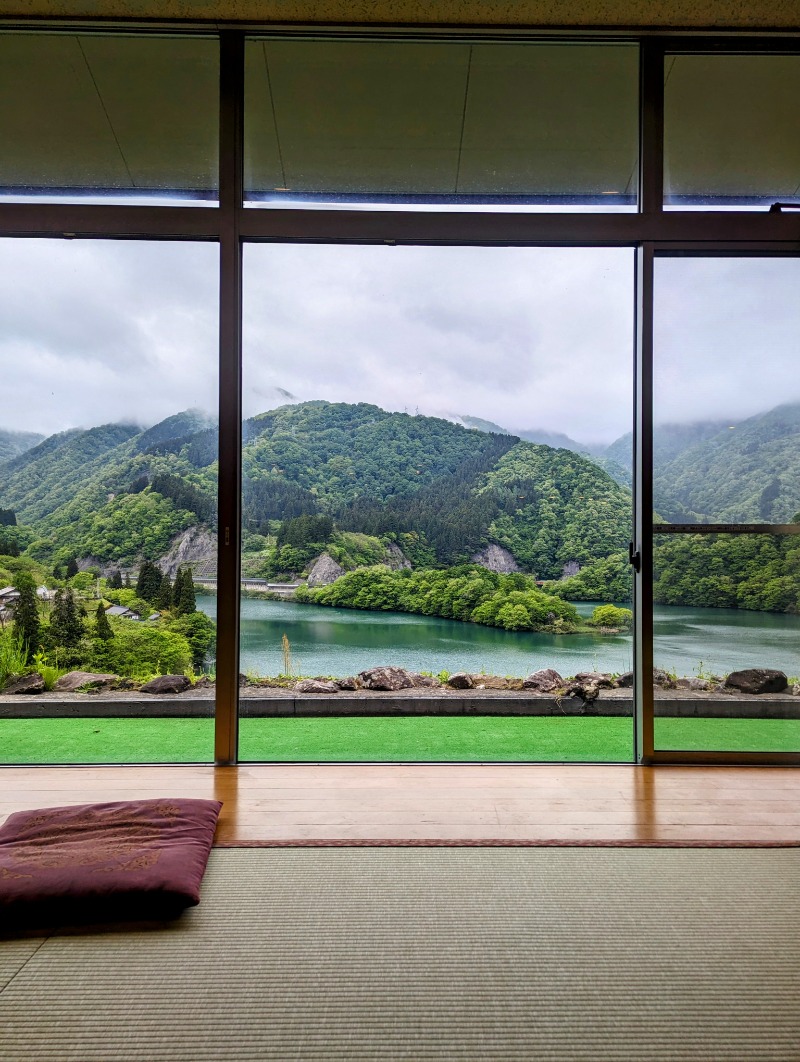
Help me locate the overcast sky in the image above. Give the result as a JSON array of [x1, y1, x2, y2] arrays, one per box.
[[0, 239, 798, 448]]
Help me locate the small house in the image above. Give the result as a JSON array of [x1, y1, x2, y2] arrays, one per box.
[[105, 605, 141, 621]]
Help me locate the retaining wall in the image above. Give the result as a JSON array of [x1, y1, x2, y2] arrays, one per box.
[[1, 689, 799, 720]]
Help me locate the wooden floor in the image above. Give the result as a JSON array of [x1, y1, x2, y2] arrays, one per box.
[[1, 764, 799, 843]]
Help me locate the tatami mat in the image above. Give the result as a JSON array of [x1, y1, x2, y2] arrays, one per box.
[[1, 847, 798, 1061]]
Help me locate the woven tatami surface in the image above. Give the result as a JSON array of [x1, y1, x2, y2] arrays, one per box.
[[1, 847, 798, 1061]]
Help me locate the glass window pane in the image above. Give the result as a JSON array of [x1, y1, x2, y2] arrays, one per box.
[[0, 239, 218, 763], [654, 257, 800, 524], [0, 33, 219, 203], [240, 245, 634, 763], [664, 54, 800, 208], [245, 40, 639, 209], [653, 255, 800, 753]]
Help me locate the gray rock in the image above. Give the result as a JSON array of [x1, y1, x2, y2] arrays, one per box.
[[358, 667, 415, 691], [572, 671, 615, 689], [564, 680, 603, 705], [140, 674, 192, 695], [384, 543, 412, 570], [307, 553, 346, 588], [675, 677, 713, 691], [334, 676, 360, 691], [409, 673, 441, 688], [723, 668, 788, 695], [470, 543, 520, 574], [616, 669, 676, 689], [522, 668, 564, 692], [295, 680, 340, 694], [447, 672, 474, 690], [158, 526, 217, 579], [3, 673, 45, 694], [54, 670, 118, 692]]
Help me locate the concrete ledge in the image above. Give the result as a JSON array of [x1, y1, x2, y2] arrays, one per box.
[[1, 689, 799, 719]]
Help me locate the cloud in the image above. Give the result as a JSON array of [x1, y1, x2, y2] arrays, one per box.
[[1, 240, 798, 448], [0, 239, 218, 434]]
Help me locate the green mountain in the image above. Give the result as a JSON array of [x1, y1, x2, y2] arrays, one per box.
[[3, 398, 798, 615], [0, 413, 217, 566], [478, 443, 632, 579], [0, 429, 44, 463], [651, 403, 800, 523], [0, 401, 632, 582]]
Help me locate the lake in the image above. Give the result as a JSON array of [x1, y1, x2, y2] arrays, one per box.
[[197, 596, 800, 680]]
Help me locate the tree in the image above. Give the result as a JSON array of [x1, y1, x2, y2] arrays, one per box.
[[588, 604, 633, 629], [170, 611, 215, 670], [12, 572, 40, 663], [135, 560, 163, 604], [172, 567, 185, 609], [65, 556, 79, 579], [108, 570, 123, 590], [94, 602, 114, 641], [50, 588, 84, 648], [176, 566, 196, 615], [157, 573, 173, 611]]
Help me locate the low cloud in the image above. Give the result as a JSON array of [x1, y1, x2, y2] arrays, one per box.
[[1, 240, 797, 448]]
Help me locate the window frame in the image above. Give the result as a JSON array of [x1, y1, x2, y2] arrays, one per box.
[[0, 25, 798, 766]]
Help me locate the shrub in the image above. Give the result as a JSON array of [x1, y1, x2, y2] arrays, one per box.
[[90, 624, 192, 679], [588, 604, 633, 629]]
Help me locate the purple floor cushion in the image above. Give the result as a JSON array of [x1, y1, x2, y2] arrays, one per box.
[[0, 798, 221, 928]]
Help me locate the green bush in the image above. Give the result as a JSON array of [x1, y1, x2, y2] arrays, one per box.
[[90, 623, 192, 679], [588, 604, 633, 629]]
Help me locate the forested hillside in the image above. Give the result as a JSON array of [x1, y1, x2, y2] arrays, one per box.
[[1, 398, 798, 616], [0, 429, 44, 463], [652, 403, 800, 523]]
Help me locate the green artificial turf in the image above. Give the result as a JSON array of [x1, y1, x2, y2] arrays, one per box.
[[1, 715, 798, 764]]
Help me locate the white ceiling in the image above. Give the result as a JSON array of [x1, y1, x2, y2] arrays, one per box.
[[0, 34, 219, 195]]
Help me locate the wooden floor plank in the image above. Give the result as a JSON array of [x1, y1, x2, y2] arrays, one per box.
[[0, 764, 798, 843]]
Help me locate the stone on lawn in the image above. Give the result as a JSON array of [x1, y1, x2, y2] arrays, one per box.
[[522, 669, 564, 692], [54, 671, 118, 693], [723, 668, 788, 695], [3, 673, 46, 695], [358, 667, 415, 691], [295, 679, 340, 694], [140, 674, 192, 695]]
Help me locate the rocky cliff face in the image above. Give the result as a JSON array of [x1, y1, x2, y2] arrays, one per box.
[[307, 552, 346, 587], [471, 543, 520, 573], [384, 542, 412, 570], [158, 526, 217, 578]]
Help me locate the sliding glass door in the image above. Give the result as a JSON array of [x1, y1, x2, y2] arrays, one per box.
[[651, 254, 800, 755]]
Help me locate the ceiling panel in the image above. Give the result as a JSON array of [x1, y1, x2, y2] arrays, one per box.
[[458, 44, 638, 195], [0, 33, 218, 197], [246, 40, 469, 196], [0, 34, 129, 190], [665, 54, 800, 201], [244, 39, 639, 202]]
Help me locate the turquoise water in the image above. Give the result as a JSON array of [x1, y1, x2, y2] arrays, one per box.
[[197, 596, 800, 680]]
